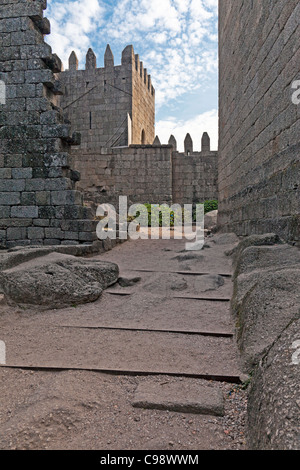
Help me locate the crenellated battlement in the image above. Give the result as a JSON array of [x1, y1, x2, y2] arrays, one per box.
[[165, 132, 216, 155], [59, 44, 155, 148], [65, 44, 154, 96]]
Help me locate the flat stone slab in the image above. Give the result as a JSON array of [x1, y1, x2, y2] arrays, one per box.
[[7, 294, 234, 339], [132, 380, 225, 416], [0, 326, 240, 380], [130, 269, 232, 277]]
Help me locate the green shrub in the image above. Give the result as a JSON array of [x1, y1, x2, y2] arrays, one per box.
[[130, 204, 184, 227], [203, 200, 218, 214], [128, 201, 218, 227], [144, 204, 184, 227]]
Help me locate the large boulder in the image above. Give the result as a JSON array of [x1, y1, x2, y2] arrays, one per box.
[[247, 318, 300, 450], [228, 233, 284, 268], [211, 232, 240, 246], [230, 235, 300, 450], [232, 241, 300, 371], [204, 210, 218, 231], [233, 244, 300, 279], [232, 266, 300, 371], [0, 253, 119, 308]]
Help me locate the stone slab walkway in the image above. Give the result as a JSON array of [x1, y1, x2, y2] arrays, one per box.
[[0, 233, 247, 450]]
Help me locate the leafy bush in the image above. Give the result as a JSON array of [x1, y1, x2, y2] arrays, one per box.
[[203, 200, 218, 214], [143, 204, 184, 227], [128, 201, 218, 227]]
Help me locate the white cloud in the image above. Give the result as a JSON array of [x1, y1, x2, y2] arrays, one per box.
[[46, 0, 105, 67], [203, 0, 218, 13], [100, 0, 218, 107], [149, 32, 168, 45], [156, 109, 218, 152], [46, 0, 218, 106], [173, 0, 190, 14], [190, 0, 213, 20]]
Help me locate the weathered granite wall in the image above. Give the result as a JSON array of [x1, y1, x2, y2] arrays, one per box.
[[172, 141, 218, 206], [218, 0, 300, 242], [72, 145, 173, 207], [229, 234, 300, 450], [0, 0, 97, 249], [72, 133, 218, 207]]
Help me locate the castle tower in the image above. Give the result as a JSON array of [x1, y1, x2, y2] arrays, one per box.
[[59, 45, 155, 149]]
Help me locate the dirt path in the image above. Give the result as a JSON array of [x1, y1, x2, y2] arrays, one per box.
[[0, 234, 247, 450]]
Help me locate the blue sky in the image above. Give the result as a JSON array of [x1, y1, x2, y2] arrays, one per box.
[[46, 0, 218, 151]]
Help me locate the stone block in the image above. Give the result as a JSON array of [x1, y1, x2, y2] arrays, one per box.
[[27, 227, 45, 240], [33, 218, 50, 227], [44, 153, 69, 168], [35, 191, 51, 206], [0, 192, 20, 205], [25, 178, 45, 191], [11, 168, 32, 179], [6, 227, 27, 241], [0, 178, 25, 192], [0, 206, 10, 218], [51, 190, 83, 206], [44, 227, 64, 239], [11, 206, 38, 218], [44, 178, 71, 191], [0, 169, 11, 179], [21, 192, 36, 205], [132, 379, 225, 416]]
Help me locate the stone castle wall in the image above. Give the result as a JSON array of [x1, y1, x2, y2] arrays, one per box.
[[71, 134, 218, 208], [72, 145, 173, 207], [59, 45, 155, 149], [172, 151, 218, 205], [0, 0, 97, 249], [218, 0, 300, 242]]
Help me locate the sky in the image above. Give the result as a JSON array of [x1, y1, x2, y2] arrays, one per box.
[[46, 0, 219, 151]]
